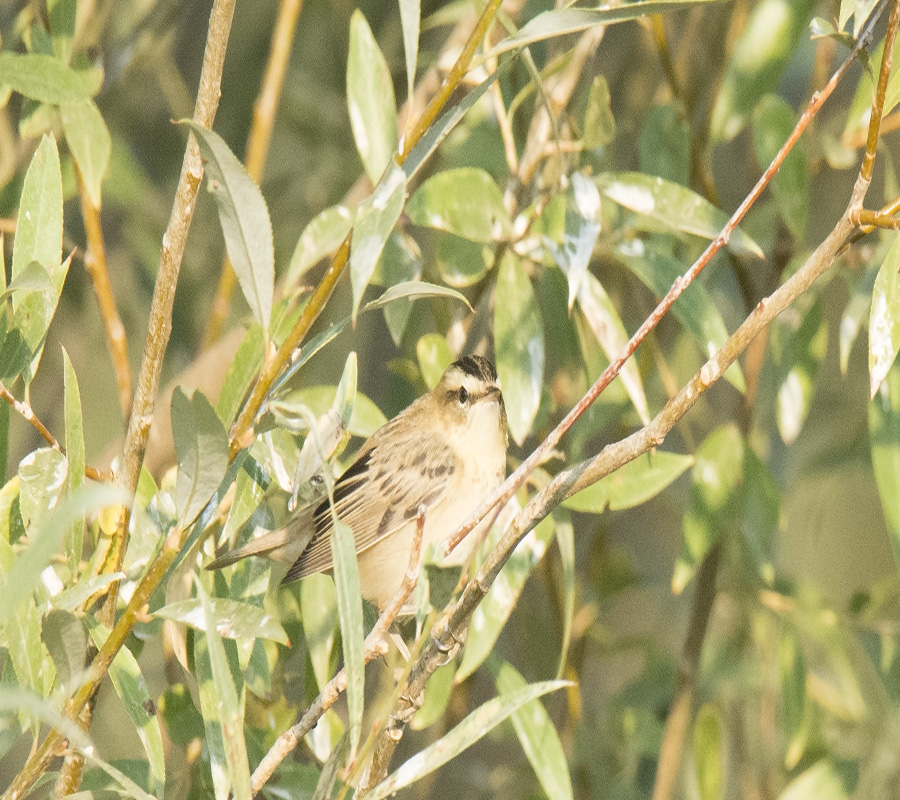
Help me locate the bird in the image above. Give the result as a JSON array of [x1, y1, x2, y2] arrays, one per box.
[[207, 355, 508, 609]]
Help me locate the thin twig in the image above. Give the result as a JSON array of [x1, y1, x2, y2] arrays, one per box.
[[227, 0, 505, 458], [202, 0, 304, 349], [76, 170, 132, 420], [0, 380, 109, 482], [442, 21, 873, 561], [249, 506, 426, 793], [111, 0, 237, 621]]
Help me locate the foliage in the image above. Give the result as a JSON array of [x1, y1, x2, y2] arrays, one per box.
[[2, 1, 900, 799]]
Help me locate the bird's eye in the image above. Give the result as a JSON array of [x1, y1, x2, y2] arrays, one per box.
[[458, 386, 469, 405]]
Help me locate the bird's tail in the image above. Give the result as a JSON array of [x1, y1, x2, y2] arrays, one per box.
[[205, 520, 311, 571]]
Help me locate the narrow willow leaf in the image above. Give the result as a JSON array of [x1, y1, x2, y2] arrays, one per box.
[[61, 98, 111, 208], [87, 619, 166, 793], [780, 631, 808, 768], [776, 760, 850, 800], [81, 751, 159, 800], [301, 573, 338, 690], [0, 685, 91, 749], [583, 75, 615, 150], [870, 361, 900, 570], [672, 425, 744, 593], [457, 512, 554, 681], [11, 134, 65, 371], [276, 386, 386, 439], [869, 235, 900, 397], [367, 279, 471, 311], [350, 163, 406, 322], [347, 10, 398, 182], [196, 580, 251, 800], [752, 95, 809, 241], [774, 301, 825, 444], [0, 52, 89, 103], [368, 680, 571, 800], [564, 451, 694, 513], [494, 253, 544, 445], [216, 324, 264, 426], [437, 234, 489, 288], [154, 597, 289, 644], [598, 172, 764, 258], [493, 660, 573, 800], [488, 1, 726, 56], [553, 171, 601, 309], [399, 0, 420, 106], [577, 271, 648, 424], [285, 204, 353, 292], [181, 121, 274, 331], [0, 584, 47, 713], [840, 266, 877, 375], [48, 0, 77, 63], [741, 450, 779, 585], [41, 609, 86, 689], [330, 518, 364, 757], [694, 704, 724, 800], [407, 167, 511, 243], [553, 510, 575, 679], [62, 348, 85, 577], [19, 447, 67, 541], [416, 333, 452, 390], [616, 239, 745, 392], [640, 103, 691, 186], [710, 0, 814, 141], [171, 388, 229, 526], [51, 572, 124, 611], [0, 484, 125, 614]]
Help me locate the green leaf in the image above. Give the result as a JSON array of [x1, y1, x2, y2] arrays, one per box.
[[752, 95, 809, 241], [416, 333, 452, 390], [564, 451, 694, 513], [330, 518, 364, 758], [347, 10, 398, 182], [492, 660, 573, 800], [553, 510, 575, 679], [368, 680, 571, 800], [553, 171, 601, 309], [773, 301, 825, 444], [18, 447, 67, 537], [672, 425, 744, 594], [48, 0, 77, 63], [870, 360, 900, 571], [576, 271, 649, 424], [597, 172, 764, 259], [60, 98, 111, 208], [87, 619, 165, 793], [615, 239, 745, 392], [840, 266, 877, 376], [50, 572, 124, 611], [42, 608, 86, 689], [488, 1, 727, 56], [457, 515, 556, 681], [436, 234, 489, 288], [710, 0, 814, 141], [583, 75, 615, 150], [216, 324, 264, 426], [639, 103, 690, 186], [0, 484, 125, 613], [694, 704, 723, 800], [11, 134, 65, 377], [154, 597, 289, 644], [171, 388, 229, 525], [280, 386, 386, 440], [301, 573, 338, 690], [494, 252, 544, 445], [741, 450, 779, 585], [399, 0, 420, 108], [407, 167, 510, 243], [284, 204, 353, 293], [350, 162, 406, 322], [62, 348, 85, 577], [195, 581, 251, 800], [366, 279, 471, 312], [0, 52, 89, 103], [870, 234, 900, 397], [776, 760, 851, 800], [780, 631, 808, 768], [181, 121, 274, 332]]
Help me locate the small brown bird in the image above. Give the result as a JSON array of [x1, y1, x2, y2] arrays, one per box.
[[207, 355, 508, 609]]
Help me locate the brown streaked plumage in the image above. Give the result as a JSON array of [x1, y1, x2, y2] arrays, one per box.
[[207, 355, 508, 609]]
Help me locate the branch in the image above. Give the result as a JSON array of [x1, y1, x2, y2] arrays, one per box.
[[203, 0, 305, 348], [76, 169, 132, 420], [249, 507, 426, 794]]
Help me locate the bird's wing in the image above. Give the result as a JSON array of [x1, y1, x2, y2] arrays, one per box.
[[282, 427, 458, 583]]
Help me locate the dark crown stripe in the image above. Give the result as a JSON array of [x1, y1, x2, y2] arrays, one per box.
[[452, 354, 497, 383]]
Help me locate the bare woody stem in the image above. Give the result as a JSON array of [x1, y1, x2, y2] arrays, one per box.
[[228, 0, 504, 458], [76, 170, 132, 420], [203, 0, 304, 349]]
